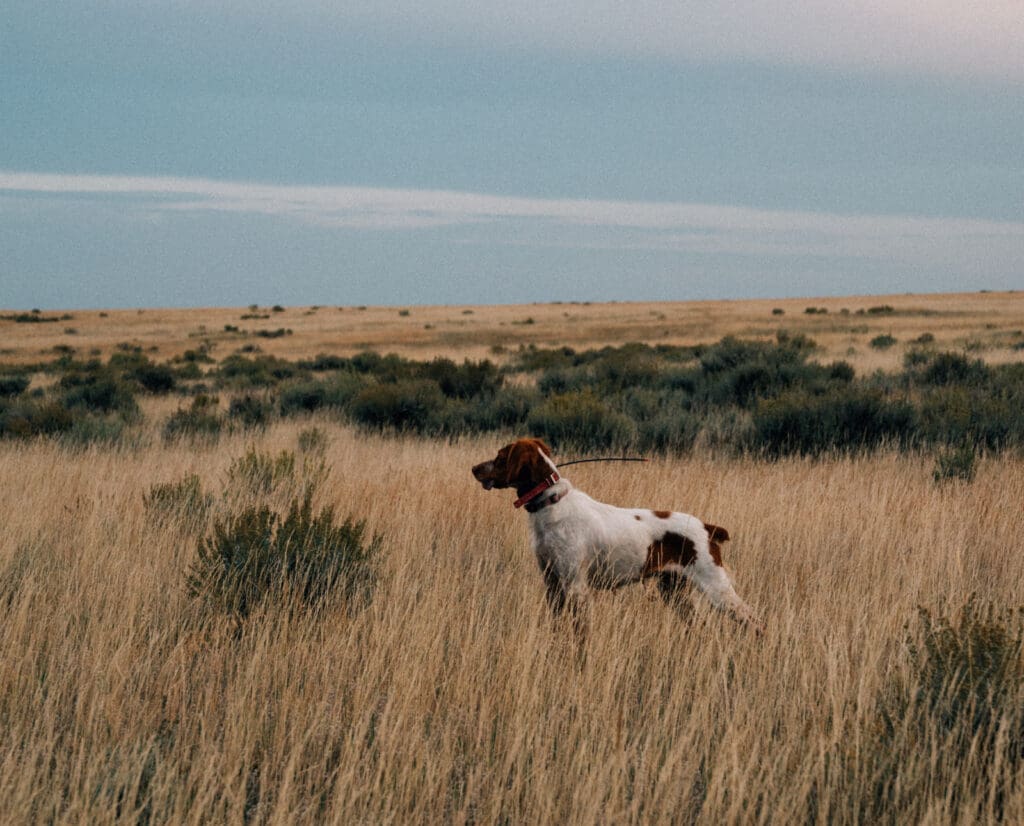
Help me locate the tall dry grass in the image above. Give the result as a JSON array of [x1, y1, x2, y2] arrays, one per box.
[[1, 419, 1022, 824]]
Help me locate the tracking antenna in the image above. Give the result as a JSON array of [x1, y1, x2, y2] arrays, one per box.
[[558, 457, 649, 467]]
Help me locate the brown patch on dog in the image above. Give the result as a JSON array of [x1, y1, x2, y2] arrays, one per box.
[[642, 532, 697, 577], [703, 522, 730, 542], [652, 510, 672, 519], [634, 514, 642, 520], [704, 522, 730, 567], [505, 438, 553, 492], [472, 437, 553, 492]]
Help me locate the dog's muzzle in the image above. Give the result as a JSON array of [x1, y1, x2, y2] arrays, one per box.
[[472, 462, 496, 490]]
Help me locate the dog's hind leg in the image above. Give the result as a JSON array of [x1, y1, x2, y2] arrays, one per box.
[[656, 571, 695, 620]]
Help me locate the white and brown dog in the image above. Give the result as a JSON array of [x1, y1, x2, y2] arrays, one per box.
[[472, 438, 759, 630]]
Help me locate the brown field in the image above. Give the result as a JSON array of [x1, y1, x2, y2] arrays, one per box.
[[5, 290, 1024, 374], [2, 292, 1023, 824]]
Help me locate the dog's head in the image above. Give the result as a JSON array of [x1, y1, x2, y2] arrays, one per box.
[[472, 438, 554, 493]]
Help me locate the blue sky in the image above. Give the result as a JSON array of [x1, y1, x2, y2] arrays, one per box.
[[2, 1, 1022, 309]]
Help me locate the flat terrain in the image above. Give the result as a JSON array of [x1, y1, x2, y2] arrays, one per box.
[[5, 290, 1024, 374], [1, 291, 1023, 824]]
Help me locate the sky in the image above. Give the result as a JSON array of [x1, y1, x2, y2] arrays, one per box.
[[1, 1, 1022, 309]]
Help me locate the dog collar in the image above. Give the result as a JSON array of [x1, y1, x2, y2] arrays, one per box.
[[524, 489, 565, 513], [513, 472, 560, 510]]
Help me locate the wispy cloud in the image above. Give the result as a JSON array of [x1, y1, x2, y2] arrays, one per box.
[[3, 170, 1023, 267]]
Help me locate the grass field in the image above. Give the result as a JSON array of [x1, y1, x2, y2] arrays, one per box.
[[2, 293, 1023, 824], [5, 290, 1024, 374]]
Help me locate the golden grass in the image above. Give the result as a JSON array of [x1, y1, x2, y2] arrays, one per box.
[[2, 291, 1023, 822], [4, 290, 1024, 374], [1, 417, 1022, 824]]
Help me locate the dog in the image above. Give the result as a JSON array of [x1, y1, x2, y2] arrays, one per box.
[[472, 438, 759, 631]]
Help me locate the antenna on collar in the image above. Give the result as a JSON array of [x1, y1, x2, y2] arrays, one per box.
[[558, 457, 649, 467]]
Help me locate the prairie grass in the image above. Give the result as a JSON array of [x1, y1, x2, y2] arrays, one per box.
[[1, 419, 1022, 824], [3, 291, 1024, 374]]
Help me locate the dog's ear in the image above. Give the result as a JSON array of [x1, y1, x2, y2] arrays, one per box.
[[530, 437, 552, 458], [506, 439, 549, 485]]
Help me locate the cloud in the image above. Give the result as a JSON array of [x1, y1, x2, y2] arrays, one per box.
[[3, 170, 1022, 270]]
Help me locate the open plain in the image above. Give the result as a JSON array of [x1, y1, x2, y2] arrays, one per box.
[[1, 292, 1023, 824]]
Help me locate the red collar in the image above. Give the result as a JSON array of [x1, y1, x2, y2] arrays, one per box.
[[513, 472, 560, 510]]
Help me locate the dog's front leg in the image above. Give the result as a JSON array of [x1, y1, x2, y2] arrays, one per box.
[[541, 563, 567, 615], [540, 562, 589, 642]]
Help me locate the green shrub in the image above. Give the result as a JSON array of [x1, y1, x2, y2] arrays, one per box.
[[174, 361, 204, 380], [869, 334, 897, 349], [421, 358, 503, 399], [920, 352, 989, 386], [350, 380, 446, 433], [827, 361, 855, 382], [279, 381, 329, 416], [227, 448, 297, 497], [0, 375, 29, 397], [217, 355, 299, 387], [59, 415, 130, 448], [904, 599, 1023, 746], [932, 443, 977, 483], [750, 387, 917, 457], [0, 399, 74, 439], [227, 394, 272, 428], [143, 474, 212, 530], [774, 330, 817, 351], [694, 336, 834, 408], [133, 363, 176, 393], [278, 374, 367, 417], [163, 396, 222, 442], [513, 344, 581, 372], [107, 350, 177, 395], [413, 385, 533, 436], [636, 410, 701, 454], [187, 491, 380, 619], [59, 367, 138, 416], [917, 385, 1022, 451], [297, 427, 329, 454], [536, 367, 593, 396], [302, 354, 348, 371], [846, 599, 1024, 822], [0, 312, 62, 323], [902, 349, 932, 369], [526, 390, 636, 452], [177, 347, 215, 365]]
